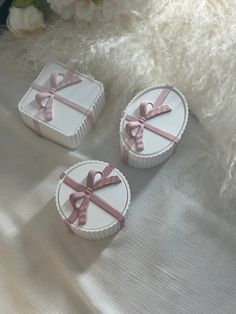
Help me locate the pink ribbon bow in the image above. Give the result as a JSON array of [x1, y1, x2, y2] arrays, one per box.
[[125, 101, 172, 152], [31, 69, 95, 134], [60, 164, 125, 228], [123, 87, 180, 161], [33, 71, 82, 122]]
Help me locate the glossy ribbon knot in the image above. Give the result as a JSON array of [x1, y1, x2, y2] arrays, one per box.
[[60, 165, 125, 227], [125, 100, 172, 152], [34, 71, 82, 122]]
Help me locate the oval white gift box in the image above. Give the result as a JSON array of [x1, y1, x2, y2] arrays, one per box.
[[18, 62, 105, 149], [55, 160, 131, 240], [120, 85, 189, 169]]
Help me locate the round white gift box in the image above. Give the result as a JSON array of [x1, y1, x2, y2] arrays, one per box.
[[120, 85, 189, 169], [55, 160, 131, 240]]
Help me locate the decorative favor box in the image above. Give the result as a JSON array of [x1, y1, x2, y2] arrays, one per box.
[[120, 85, 189, 168], [18, 62, 105, 149], [55, 160, 131, 240]]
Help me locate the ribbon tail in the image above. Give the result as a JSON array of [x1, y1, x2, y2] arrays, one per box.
[[67, 206, 81, 225], [135, 124, 145, 152], [78, 196, 90, 225], [35, 92, 54, 122], [45, 95, 54, 122], [67, 191, 89, 225], [67, 195, 90, 225]]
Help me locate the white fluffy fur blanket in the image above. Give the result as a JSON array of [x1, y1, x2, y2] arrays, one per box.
[[0, 0, 235, 208]]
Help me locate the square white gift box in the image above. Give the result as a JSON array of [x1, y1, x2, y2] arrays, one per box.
[[18, 62, 105, 149]]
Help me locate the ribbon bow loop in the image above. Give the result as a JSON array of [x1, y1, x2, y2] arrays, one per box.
[[50, 71, 82, 91], [87, 170, 122, 191], [140, 101, 155, 120]]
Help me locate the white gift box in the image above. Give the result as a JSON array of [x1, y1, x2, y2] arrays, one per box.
[[55, 160, 131, 240], [120, 85, 189, 168], [18, 62, 105, 149]]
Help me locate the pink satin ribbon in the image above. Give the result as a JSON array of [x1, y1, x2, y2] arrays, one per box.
[[31, 70, 95, 135], [122, 87, 180, 162], [60, 164, 125, 229]]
